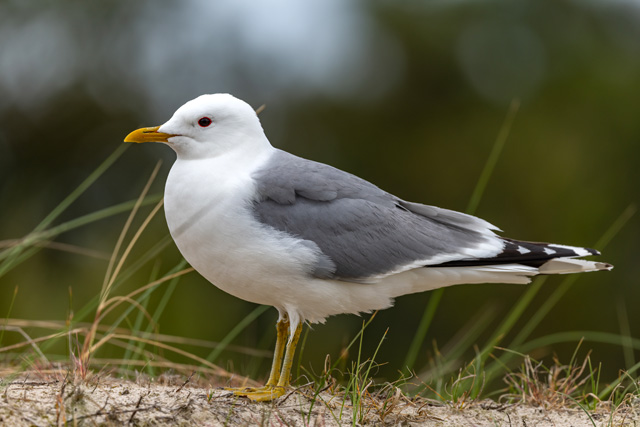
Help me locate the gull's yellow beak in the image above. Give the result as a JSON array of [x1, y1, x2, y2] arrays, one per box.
[[124, 126, 176, 143]]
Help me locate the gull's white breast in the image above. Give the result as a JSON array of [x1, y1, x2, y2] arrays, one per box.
[[163, 149, 322, 310]]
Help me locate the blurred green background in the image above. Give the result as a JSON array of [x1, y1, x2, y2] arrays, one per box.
[[1, 0, 638, 386]]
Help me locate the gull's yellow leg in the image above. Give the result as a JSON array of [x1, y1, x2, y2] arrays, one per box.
[[224, 318, 290, 394], [264, 318, 289, 386], [244, 322, 303, 402], [276, 321, 302, 389]]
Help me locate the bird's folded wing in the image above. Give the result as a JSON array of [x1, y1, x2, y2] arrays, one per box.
[[251, 150, 504, 282]]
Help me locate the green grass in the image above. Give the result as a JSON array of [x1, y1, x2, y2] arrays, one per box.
[[0, 111, 638, 426]]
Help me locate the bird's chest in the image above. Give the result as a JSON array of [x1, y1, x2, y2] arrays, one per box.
[[163, 159, 318, 306], [164, 160, 258, 272]]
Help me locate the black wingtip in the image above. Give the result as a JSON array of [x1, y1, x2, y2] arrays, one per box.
[[433, 240, 606, 269]]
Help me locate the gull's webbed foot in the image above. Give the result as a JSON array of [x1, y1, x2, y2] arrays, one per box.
[[223, 385, 287, 401], [222, 317, 302, 402], [240, 385, 287, 401]]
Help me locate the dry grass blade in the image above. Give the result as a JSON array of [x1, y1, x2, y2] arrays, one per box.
[[0, 240, 110, 259], [99, 198, 164, 306], [1, 318, 270, 358], [79, 265, 192, 378], [90, 333, 231, 377], [0, 326, 48, 363], [104, 267, 194, 308], [93, 296, 156, 331], [0, 327, 86, 355], [502, 354, 595, 409], [86, 358, 239, 377], [102, 160, 162, 295], [79, 162, 167, 378]]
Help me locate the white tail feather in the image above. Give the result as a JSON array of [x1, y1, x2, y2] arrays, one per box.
[[538, 258, 613, 275]]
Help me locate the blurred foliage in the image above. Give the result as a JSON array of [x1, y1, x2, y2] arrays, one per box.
[[0, 0, 638, 384]]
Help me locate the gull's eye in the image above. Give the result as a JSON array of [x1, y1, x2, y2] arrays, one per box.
[[198, 117, 212, 127]]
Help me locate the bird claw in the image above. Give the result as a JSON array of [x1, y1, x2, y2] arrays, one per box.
[[224, 385, 286, 401]]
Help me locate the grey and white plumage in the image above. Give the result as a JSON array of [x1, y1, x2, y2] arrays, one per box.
[[127, 93, 612, 338]]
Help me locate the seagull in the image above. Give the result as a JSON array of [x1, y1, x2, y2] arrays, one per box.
[[124, 93, 612, 401]]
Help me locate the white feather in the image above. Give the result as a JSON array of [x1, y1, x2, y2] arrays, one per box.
[[539, 258, 612, 275]]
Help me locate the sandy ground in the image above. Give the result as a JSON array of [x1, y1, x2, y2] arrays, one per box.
[[1, 374, 638, 426]]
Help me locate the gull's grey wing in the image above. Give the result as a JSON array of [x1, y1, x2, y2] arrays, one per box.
[[251, 150, 501, 282]]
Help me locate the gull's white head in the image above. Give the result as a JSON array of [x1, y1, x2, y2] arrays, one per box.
[[125, 94, 270, 159]]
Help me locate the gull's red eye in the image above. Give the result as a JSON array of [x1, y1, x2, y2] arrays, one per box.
[[198, 117, 212, 127]]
